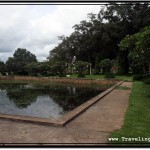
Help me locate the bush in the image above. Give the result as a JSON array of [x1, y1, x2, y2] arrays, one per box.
[[101, 59, 113, 74], [143, 78, 150, 84], [133, 74, 150, 81], [59, 74, 66, 77], [75, 61, 89, 78], [133, 74, 144, 81], [143, 75, 150, 84], [104, 73, 115, 78], [77, 73, 85, 78]]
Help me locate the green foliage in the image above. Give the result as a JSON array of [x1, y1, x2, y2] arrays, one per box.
[[77, 73, 85, 78], [100, 59, 113, 74], [133, 74, 144, 81], [133, 74, 150, 81], [119, 26, 150, 75], [6, 48, 37, 75], [143, 75, 150, 84], [75, 61, 89, 78], [6, 57, 15, 74], [143, 78, 150, 84], [25, 62, 40, 76], [103, 3, 150, 74], [104, 73, 115, 78], [26, 60, 66, 77], [1, 3, 150, 76], [0, 61, 6, 75], [46, 3, 150, 75], [51, 61, 67, 77], [94, 62, 102, 75], [36, 61, 52, 76]]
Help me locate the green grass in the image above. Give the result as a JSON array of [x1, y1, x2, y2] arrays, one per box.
[[70, 74, 133, 81], [70, 74, 105, 79], [109, 81, 150, 146], [114, 75, 133, 81]]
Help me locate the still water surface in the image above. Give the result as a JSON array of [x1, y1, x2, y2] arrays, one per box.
[[0, 82, 106, 119]]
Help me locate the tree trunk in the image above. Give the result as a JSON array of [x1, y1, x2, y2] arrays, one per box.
[[89, 63, 92, 75]]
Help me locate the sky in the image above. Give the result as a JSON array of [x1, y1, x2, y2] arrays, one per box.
[[0, 5, 102, 62]]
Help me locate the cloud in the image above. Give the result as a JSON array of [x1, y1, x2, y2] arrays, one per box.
[[0, 4, 101, 62]]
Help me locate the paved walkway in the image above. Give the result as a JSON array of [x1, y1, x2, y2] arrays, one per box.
[[0, 82, 132, 145]]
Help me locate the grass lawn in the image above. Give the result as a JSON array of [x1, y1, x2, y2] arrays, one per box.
[[109, 81, 150, 146], [70, 74, 133, 81]]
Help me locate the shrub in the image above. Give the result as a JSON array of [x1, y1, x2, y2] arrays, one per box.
[[133, 74, 144, 81], [143, 76, 150, 84], [77, 73, 85, 78], [59, 74, 66, 77], [75, 61, 89, 78], [101, 59, 113, 74], [133, 74, 150, 81], [104, 73, 115, 78], [143, 78, 150, 84]]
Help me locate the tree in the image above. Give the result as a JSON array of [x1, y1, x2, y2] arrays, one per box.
[[0, 61, 6, 75], [75, 61, 89, 78], [98, 3, 150, 74], [25, 62, 39, 76], [100, 59, 115, 78], [51, 61, 67, 77], [134, 27, 150, 74], [100, 59, 113, 74], [47, 3, 150, 75], [25, 61, 53, 76], [119, 26, 150, 74], [6, 48, 37, 75], [99, 3, 150, 34]]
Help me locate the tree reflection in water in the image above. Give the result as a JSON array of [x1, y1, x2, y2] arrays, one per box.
[[0, 82, 106, 118]]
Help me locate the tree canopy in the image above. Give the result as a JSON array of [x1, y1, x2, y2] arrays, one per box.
[[0, 3, 150, 77], [48, 3, 150, 75], [6, 48, 37, 75], [119, 26, 150, 74]]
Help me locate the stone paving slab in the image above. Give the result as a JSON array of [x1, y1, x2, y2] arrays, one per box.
[[65, 127, 110, 143], [0, 82, 133, 145], [98, 90, 131, 107], [43, 128, 78, 143]]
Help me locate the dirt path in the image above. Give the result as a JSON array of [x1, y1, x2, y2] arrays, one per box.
[[0, 82, 133, 145]]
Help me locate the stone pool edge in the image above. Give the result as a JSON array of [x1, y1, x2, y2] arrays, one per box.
[[0, 80, 124, 127]]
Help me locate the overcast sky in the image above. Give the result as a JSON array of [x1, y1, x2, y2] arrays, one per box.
[[0, 5, 102, 62]]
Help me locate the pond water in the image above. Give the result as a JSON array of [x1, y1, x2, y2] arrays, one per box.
[[0, 81, 108, 119]]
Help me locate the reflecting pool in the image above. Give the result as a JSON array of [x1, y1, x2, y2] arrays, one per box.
[[0, 81, 108, 119]]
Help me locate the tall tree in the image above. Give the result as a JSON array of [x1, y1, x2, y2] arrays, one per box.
[[0, 61, 6, 75], [48, 3, 150, 74], [119, 26, 150, 74], [98, 3, 150, 73], [6, 48, 37, 75]]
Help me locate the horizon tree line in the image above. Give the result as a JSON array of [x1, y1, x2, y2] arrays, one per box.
[[0, 2, 150, 77]]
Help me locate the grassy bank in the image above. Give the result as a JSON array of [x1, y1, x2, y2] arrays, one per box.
[[0, 79, 113, 90], [109, 81, 150, 146], [70, 74, 133, 81], [0, 74, 133, 81]]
